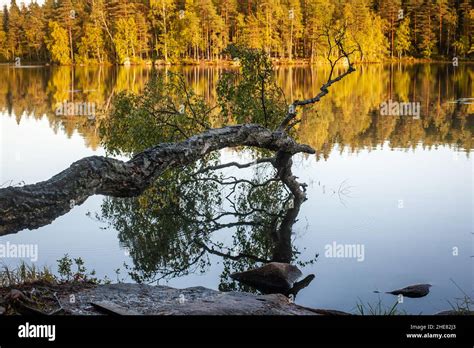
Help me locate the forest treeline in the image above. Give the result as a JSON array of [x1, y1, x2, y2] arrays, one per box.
[[0, 0, 473, 65]]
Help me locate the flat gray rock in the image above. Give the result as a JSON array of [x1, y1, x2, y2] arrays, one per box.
[[59, 283, 318, 315]]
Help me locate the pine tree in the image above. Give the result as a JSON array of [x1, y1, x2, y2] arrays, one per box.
[[236, 14, 262, 49], [195, 0, 224, 60], [436, 0, 449, 54], [180, 0, 201, 60], [23, 2, 45, 60], [254, 0, 280, 56], [406, 0, 424, 54], [6, 0, 22, 60], [418, 0, 436, 57], [2, 5, 8, 33], [454, 0, 473, 57], [55, 0, 77, 63], [379, 0, 401, 57], [443, 0, 458, 56], [150, 0, 176, 62], [214, 0, 238, 48], [303, 0, 335, 62], [0, 10, 6, 60], [280, 0, 303, 60], [135, 9, 150, 60]]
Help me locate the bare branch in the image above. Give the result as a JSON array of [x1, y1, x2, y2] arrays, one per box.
[[278, 24, 359, 131]]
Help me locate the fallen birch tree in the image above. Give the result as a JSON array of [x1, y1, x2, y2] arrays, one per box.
[[0, 25, 358, 236]]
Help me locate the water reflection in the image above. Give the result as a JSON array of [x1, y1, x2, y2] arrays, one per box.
[[0, 63, 471, 313], [1, 64, 472, 155], [96, 152, 317, 297]]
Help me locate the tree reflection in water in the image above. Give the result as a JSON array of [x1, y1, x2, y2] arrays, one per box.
[[1, 64, 471, 154], [98, 150, 318, 297]]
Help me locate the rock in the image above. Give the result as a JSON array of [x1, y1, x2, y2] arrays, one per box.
[[59, 283, 319, 315], [91, 301, 142, 315], [154, 59, 171, 66], [6, 289, 26, 301], [230, 262, 303, 294], [386, 284, 432, 298]]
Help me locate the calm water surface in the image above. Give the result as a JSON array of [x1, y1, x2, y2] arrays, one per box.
[[0, 63, 472, 314]]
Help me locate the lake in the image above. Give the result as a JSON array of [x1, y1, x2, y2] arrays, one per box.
[[0, 63, 472, 314]]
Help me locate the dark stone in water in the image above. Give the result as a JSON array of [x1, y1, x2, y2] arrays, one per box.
[[386, 284, 432, 298], [230, 262, 303, 294]]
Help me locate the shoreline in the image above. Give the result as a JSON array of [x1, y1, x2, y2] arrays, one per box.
[[0, 282, 332, 316], [0, 281, 471, 316], [2, 58, 473, 68]]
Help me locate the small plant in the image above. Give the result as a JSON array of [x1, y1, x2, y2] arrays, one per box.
[[57, 254, 73, 281], [354, 297, 404, 315], [115, 268, 126, 283], [447, 278, 473, 314], [57, 254, 98, 283], [447, 295, 473, 314]]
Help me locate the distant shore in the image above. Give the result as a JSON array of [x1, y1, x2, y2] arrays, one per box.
[[3, 57, 473, 68]]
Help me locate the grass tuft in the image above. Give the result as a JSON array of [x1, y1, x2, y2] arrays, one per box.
[[354, 297, 405, 315], [0, 261, 56, 287]]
